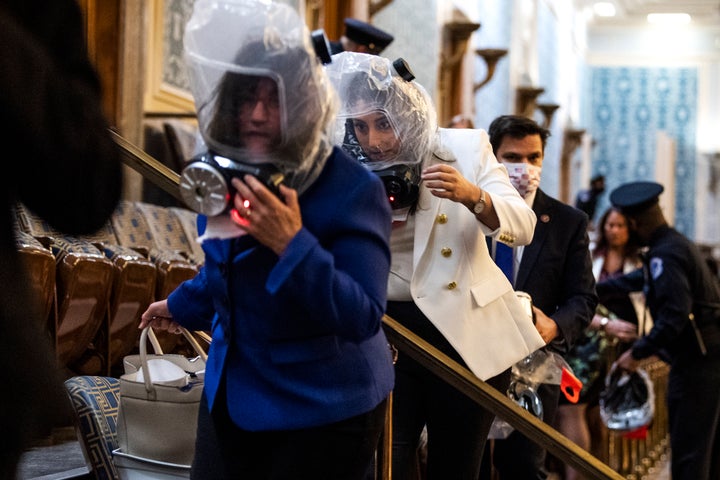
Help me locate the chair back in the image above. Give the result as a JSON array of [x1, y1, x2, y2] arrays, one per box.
[[65, 376, 121, 480]]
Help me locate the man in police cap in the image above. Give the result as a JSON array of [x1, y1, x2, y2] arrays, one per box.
[[329, 18, 394, 55], [597, 181, 720, 480]]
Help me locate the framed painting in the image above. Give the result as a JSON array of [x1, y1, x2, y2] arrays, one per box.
[[144, 0, 196, 114], [143, 0, 359, 114]]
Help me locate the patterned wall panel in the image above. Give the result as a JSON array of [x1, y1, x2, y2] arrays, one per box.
[[375, 0, 440, 99], [588, 67, 697, 236], [162, 0, 195, 92]]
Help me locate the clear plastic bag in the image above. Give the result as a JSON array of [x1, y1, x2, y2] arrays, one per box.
[[488, 350, 583, 439], [599, 366, 655, 431]]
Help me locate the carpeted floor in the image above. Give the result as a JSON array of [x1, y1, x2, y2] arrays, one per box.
[[16, 428, 89, 480], [14, 429, 672, 480]]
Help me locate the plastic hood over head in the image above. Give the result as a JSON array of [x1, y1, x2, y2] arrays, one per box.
[[326, 52, 437, 171], [184, 0, 337, 193]]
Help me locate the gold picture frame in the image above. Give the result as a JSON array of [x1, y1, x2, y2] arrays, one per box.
[[144, 0, 196, 114], [142, 0, 353, 114]]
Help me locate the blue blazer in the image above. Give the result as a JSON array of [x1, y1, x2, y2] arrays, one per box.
[[514, 189, 597, 353], [168, 147, 395, 431]]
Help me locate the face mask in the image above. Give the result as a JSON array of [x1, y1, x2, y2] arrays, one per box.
[[502, 162, 542, 198]]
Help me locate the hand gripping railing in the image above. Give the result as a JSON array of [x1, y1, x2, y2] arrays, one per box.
[[112, 130, 623, 480]]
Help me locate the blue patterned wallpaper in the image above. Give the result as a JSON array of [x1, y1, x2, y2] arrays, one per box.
[[586, 67, 697, 235]]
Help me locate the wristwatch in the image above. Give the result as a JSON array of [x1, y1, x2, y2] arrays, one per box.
[[473, 189, 487, 215], [599, 316, 609, 330]]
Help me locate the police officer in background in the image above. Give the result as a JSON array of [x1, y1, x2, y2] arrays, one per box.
[[574, 174, 605, 223], [597, 181, 720, 480], [329, 18, 394, 55]]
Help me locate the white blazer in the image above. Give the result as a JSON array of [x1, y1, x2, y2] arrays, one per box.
[[408, 128, 545, 380]]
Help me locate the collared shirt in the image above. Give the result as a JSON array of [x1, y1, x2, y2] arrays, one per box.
[[490, 189, 537, 286], [387, 215, 415, 301]]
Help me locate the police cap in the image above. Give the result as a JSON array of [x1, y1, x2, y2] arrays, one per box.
[[609, 181, 664, 215], [343, 18, 394, 53]]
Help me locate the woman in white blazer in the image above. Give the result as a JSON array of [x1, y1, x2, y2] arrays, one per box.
[[327, 53, 545, 480]]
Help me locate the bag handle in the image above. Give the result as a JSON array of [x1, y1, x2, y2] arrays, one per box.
[[139, 326, 208, 395], [146, 327, 164, 355], [145, 326, 209, 361]]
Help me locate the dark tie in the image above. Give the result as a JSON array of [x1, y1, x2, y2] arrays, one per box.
[[495, 242, 514, 284]]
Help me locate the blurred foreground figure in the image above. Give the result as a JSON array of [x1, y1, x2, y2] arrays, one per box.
[[0, 0, 123, 477]]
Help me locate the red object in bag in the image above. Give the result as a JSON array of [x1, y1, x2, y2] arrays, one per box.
[[561, 367, 583, 403], [623, 425, 649, 440]]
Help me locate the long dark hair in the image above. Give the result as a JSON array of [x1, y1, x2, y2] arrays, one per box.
[[206, 72, 268, 150], [593, 207, 641, 261]]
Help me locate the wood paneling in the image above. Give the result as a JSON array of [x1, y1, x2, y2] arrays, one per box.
[[78, 0, 120, 126]]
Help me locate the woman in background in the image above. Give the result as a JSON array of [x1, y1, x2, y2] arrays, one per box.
[[554, 206, 644, 480]]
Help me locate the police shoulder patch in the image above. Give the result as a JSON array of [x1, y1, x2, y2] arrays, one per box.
[[649, 257, 664, 280]]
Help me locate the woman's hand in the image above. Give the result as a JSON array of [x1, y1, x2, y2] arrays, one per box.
[[604, 317, 639, 343], [139, 299, 183, 334], [592, 313, 638, 343], [230, 175, 302, 255], [421, 164, 499, 229], [421, 164, 476, 205]]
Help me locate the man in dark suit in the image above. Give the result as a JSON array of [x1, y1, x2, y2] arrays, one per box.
[[481, 115, 597, 479]]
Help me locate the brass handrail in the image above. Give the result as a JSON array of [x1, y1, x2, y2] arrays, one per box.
[[382, 316, 622, 480], [110, 129, 184, 202], [112, 130, 623, 480]]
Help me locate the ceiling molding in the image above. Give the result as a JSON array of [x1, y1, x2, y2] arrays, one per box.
[[581, 0, 720, 27]]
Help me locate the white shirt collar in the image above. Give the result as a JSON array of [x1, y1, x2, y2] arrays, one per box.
[[523, 189, 537, 208]]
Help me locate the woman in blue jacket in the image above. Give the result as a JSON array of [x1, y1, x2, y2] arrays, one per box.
[[140, 1, 394, 478]]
